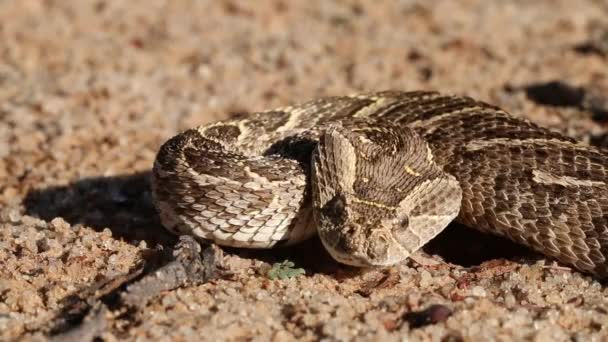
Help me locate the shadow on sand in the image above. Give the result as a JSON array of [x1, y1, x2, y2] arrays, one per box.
[[23, 171, 176, 247], [21, 171, 337, 270], [22, 170, 536, 271]]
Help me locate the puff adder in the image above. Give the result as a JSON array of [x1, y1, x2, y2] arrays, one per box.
[[152, 91, 608, 278]]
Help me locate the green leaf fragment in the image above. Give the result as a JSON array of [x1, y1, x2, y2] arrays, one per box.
[[267, 260, 306, 280]]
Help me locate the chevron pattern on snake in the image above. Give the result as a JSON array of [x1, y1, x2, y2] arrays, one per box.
[[152, 91, 608, 278]]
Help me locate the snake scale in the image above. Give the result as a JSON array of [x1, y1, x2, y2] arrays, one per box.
[[152, 91, 608, 278]]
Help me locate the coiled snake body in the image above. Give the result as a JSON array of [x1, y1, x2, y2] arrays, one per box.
[[152, 91, 608, 278]]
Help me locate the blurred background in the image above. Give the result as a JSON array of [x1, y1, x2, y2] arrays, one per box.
[[2, 1, 607, 202], [1, 1, 608, 340]]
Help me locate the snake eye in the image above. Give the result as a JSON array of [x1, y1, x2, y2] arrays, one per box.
[[392, 215, 409, 231]]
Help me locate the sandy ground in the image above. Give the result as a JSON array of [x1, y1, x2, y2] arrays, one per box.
[[2, 0, 608, 341]]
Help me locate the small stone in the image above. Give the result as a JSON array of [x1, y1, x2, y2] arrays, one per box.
[[418, 270, 433, 288], [504, 293, 517, 307], [544, 292, 563, 305], [50, 217, 70, 231], [8, 210, 21, 224], [137, 240, 148, 249], [470, 286, 487, 297]]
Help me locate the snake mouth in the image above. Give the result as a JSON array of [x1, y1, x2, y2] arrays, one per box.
[[323, 247, 410, 268], [364, 231, 412, 267], [317, 225, 411, 267]]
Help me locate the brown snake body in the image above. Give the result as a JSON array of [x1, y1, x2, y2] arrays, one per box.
[[152, 91, 608, 278]]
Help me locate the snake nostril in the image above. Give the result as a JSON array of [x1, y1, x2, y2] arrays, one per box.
[[321, 194, 348, 226], [337, 233, 358, 253], [392, 215, 409, 232]]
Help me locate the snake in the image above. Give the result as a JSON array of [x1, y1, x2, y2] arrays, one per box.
[[151, 91, 608, 278]]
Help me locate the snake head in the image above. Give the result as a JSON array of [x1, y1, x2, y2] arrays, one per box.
[[311, 120, 462, 267]]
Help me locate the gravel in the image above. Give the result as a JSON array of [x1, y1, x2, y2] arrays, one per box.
[[1, 1, 608, 340]]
